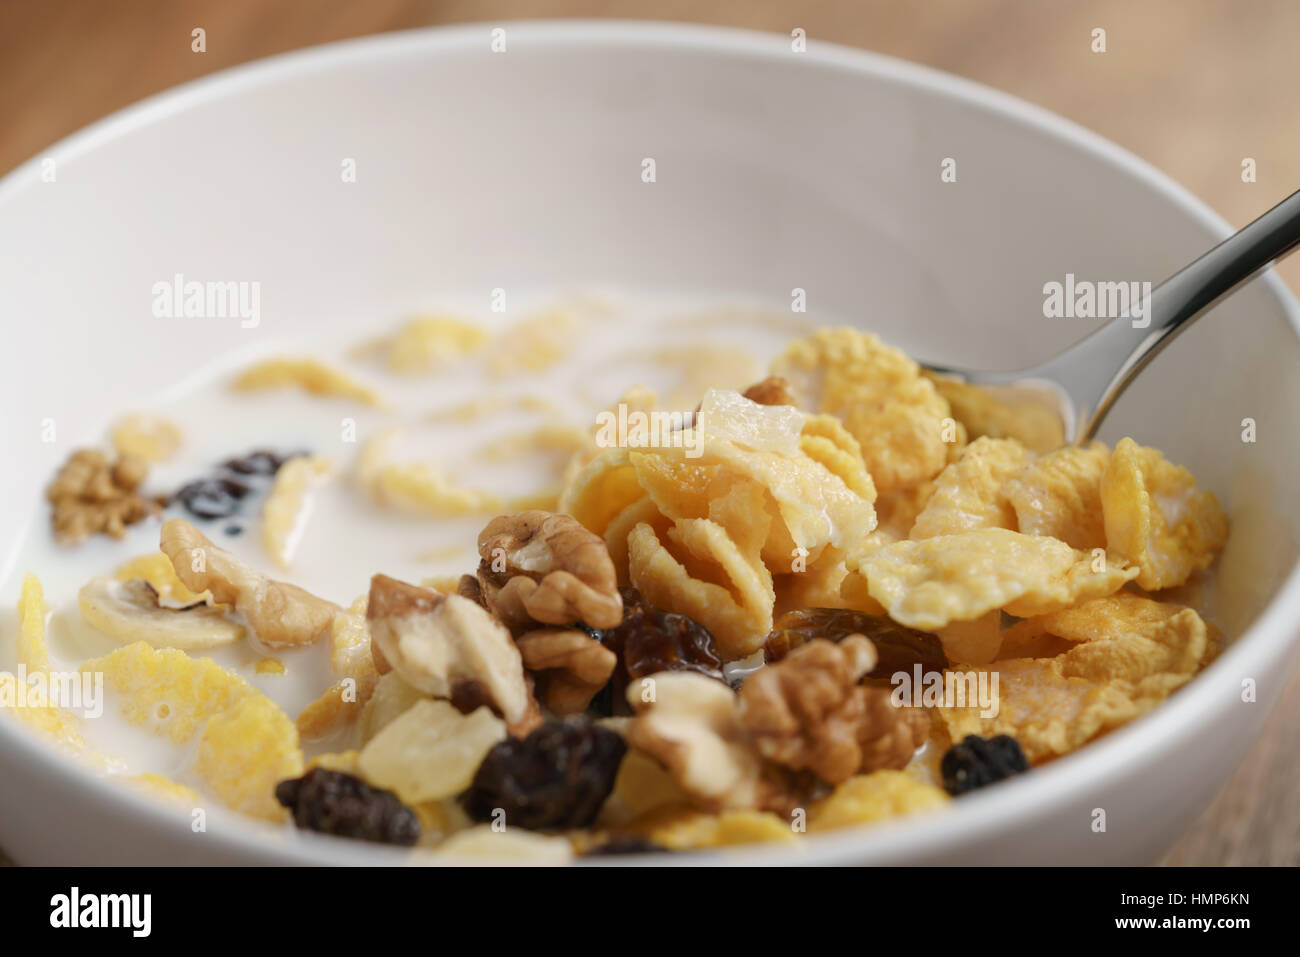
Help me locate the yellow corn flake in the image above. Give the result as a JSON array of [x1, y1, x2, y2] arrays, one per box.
[[436, 825, 575, 863], [255, 658, 285, 675], [357, 429, 501, 517], [798, 413, 877, 502], [489, 309, 578, 377], [83, 641, 255, 743], [939, 606, 1206, 763], [872, 481, 937, 542], [196, 693, 303, 821], [298, 597, 378, 739], [110, 413, 183, 463], [478, 424, 590, 463], [113, 553, 211, 605], [996, 618, 1074, 660], [382, 316, 488, 373], [1004, 441, 1109, 551], [809, 770, 949, 831], [628, 806, 797, 850], [16, 572, 50, 672], [771, 328, 952, 494], [427, 394, 561, 424], [1101, 438, 1228, 590], [642, 344, 761, 409], [261, 454, 332, 570], [232, 357, 386, 407], [775, 546, 855, 614], [121, 772, 200, 806], [934, 611, 1003, 665], [628, 519, 775, 661], [855, 528, 1137, 630], [923, 374, 1065, 454], [910, 437, 1029, 539], [598, 748, 690, 828]]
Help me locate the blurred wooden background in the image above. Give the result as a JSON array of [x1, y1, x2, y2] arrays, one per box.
[[0, 0, 1296, 865]]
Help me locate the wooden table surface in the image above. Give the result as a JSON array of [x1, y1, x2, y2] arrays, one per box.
[[1, 0, 1296, 866]]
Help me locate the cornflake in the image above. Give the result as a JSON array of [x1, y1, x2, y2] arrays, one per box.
[[196, 694, 303, 821], [854, 528, 1137, 631], [1101, 438, 1228, 590], [770, 328, 953, 494], [923, 374, 1065, 454], [110, 413, 183, 463], [261, 454, 332, 570], [627, 807, 797, 850], [1004, 441, 1109, 550], [809, 770, 949, 831], [357, 428, 502, 517], [910, 437, 1030, 538], [231, 357, 387, 407]]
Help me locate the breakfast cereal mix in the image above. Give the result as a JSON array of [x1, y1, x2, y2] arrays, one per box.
[[11, 313, 1236, 860]]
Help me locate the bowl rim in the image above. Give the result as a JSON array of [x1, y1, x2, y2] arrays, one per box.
[[2, 19, 1298, 866]]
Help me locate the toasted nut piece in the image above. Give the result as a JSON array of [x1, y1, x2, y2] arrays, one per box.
[[47, 448, 161, 544], [737, 636, 928, 784], [78, 576, 245, 651], [476, 510, 623, 631], [159, 518, 337, 648], [627, 672, 761, 812], [515, 628, 617, 715], [742, 375, 798, 408], [366, 574, 531, 725]]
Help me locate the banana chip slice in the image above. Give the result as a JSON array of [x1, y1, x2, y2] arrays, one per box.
[[79, 577, 244, 651]]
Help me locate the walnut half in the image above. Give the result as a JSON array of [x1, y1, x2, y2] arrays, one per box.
[[737, 636, 929, 785], [160, 518, 337, 648], [515, 627, 617, 716], [475, 510, 623, 631]]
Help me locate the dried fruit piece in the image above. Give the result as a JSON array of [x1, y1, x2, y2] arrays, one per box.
[[475, 510, 623, 630], [78, 577, 244, 651], [174, 474, 253, 521], [1003, 441, 1109, 550], [742, 375, 798, 408], [597, 591, 726, 690], [160, 518, 337, 648], [909, 437, 1029, 539], [460, 718, 627, 829], [196, 693, 303, 821], [232, 356, 387, 407], [1100, 437, 1228, 590], [276, 768, 420, 845], [761, 608, 947, 685], [366, 574, 530, 725], [808, 770, 949, 831], [357, 699, 506, 804], [940, 734, 1030, 795], [261, 454, 332, 570], [855, 528, 1138, 630]]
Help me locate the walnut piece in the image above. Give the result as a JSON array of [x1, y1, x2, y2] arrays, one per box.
[[737, 636, 929, 784], [160, 517, 337, 648], [626, 672, 762, 812], [475, 511, 623, 631], [47, 448, 161, 544], [366, 573, 531, 726], [742, 375, 798, 408], [515, 627, 617, 715]]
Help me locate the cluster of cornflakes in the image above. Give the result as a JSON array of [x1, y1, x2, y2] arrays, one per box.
[[3, 321, 1231, 863]]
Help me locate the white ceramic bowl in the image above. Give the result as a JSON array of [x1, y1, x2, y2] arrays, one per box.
[[1, 21, 1297, 866]]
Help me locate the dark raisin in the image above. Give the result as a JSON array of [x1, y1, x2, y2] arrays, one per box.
[[598, 589, 726, 686], [224, 524, 243, 536], [223, 449, 293, 475], [275, 768, 420, 845], [763, 608, 947, 685], [582, 836, 670, 857], [940, 734, 1030, 796], [174, 476, 250, 520], [460, 718, 626, 830]]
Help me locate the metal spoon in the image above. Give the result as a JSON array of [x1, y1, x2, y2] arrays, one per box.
[[923, 189, 1300, 444]]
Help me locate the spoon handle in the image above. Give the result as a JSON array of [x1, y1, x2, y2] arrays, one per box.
[[1046, 188, 1300, 441]]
